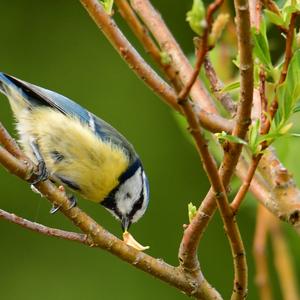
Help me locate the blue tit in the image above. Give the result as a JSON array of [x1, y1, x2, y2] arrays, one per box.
[[0, 72, 149, 231]]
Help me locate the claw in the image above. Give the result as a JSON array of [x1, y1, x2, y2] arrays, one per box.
[[31, 160, 49, 185], [50, 204, 60, 214], [49, 195, 77, 214], [29, 139, 49, 185], [68, 195, 77, 210]]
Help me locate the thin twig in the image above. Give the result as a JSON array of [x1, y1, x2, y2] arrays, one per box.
[[0, 122, 28, 159], [0, 208, 89, 244], [130, 0, 217, 114], [178, 0, 224, 102], [80, 0, 177, 111], [80, 0, 232, 134], [260, 0, 280, 16], [259, 69, 267, 125], [230, 156, 261, 213], [253, 205, 273, 300], [260, 0, 288, 33], [115, 0, 180, 89], [203, 57, 237, 116]]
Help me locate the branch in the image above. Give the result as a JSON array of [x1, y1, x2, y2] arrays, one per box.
[[260, 0, 280, 16], [270, 216, 300, 300], [130, 0, 217, 113], [80, 0, 232, 134], [171, 1, 248, 298], [0, 208, 89, 245], [257, 150, 300, 230], [0, 123, 222, 299], [230, 11, 299, 214], [0, 122, 27, 159], [115, 0, 180, 89], [249, 0, 262, 29], [253, 205, 273, 300], [230, 156, 260, 213], [180, 1, 253, 296], [128, 0, 236, 134], [203, 57, 237, 116], [178, 0, 224, 102], [178, 99, 247, 300]]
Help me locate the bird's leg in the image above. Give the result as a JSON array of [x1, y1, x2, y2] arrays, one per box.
[[68, 195, 77, 209], [49, 186, 77, 214], [29, 139, 48, 184]]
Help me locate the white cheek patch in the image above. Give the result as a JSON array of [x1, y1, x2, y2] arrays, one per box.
[[131, 171, 149, 224], [115, 167, 142, 216]]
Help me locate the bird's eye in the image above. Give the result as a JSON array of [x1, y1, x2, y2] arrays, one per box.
[[126, 192, 132, 199]]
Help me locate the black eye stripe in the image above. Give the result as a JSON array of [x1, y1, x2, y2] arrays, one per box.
[[129, 192, 144, 219]]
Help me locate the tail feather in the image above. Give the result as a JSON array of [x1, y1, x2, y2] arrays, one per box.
[[0, 72, 10, 96], [0, 72, 31, 115]]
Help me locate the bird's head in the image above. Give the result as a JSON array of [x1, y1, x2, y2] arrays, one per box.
[[101, 159, 149, 231]]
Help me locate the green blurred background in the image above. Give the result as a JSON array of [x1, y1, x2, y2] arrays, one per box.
[[0, 1, 299, 299]]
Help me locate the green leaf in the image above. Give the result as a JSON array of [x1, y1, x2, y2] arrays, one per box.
[[251, 20, 273, 71], [188, 202, 197, 223], [264, 9, 285, 27], [186, 0, 206, 36], [220, 81, 240, 93], [100, 0, 114, 14], [215, 131, 247, 145], [282, 4, 300, 27], [248, 119, 260, 154], [277, 50, 300, 124]]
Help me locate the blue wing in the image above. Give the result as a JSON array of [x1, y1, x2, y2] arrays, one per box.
[[0, 72, 138, 163]]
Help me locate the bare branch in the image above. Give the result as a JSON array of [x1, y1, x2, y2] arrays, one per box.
[[230, 156, 260, 213], [270, 216, 300, 300], [0, 122, 27, 159], [178, 0, 224, 102], [80, 0, 231, 134], [115, 0, 180, 89], [230, 11, 300, 219], [259, 69, 267, 125], [180, 1, 254, 297], [130, 0, 217, 114], [172, 1, 248, 298], [178, 97, 247, 300], [260, 0, 280, 15], [249, 0, 262, 29], [0, 208, 89, 245], [203, 57, 237, 116], [253, 205, 273, 300]]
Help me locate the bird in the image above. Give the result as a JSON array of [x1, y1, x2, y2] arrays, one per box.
[[0, 72, 149, 232]]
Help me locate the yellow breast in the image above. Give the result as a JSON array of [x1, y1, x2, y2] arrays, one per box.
[[17, 107, 129, 202]]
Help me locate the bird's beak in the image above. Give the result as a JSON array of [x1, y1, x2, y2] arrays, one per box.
[[121, 216, 131, 232]]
